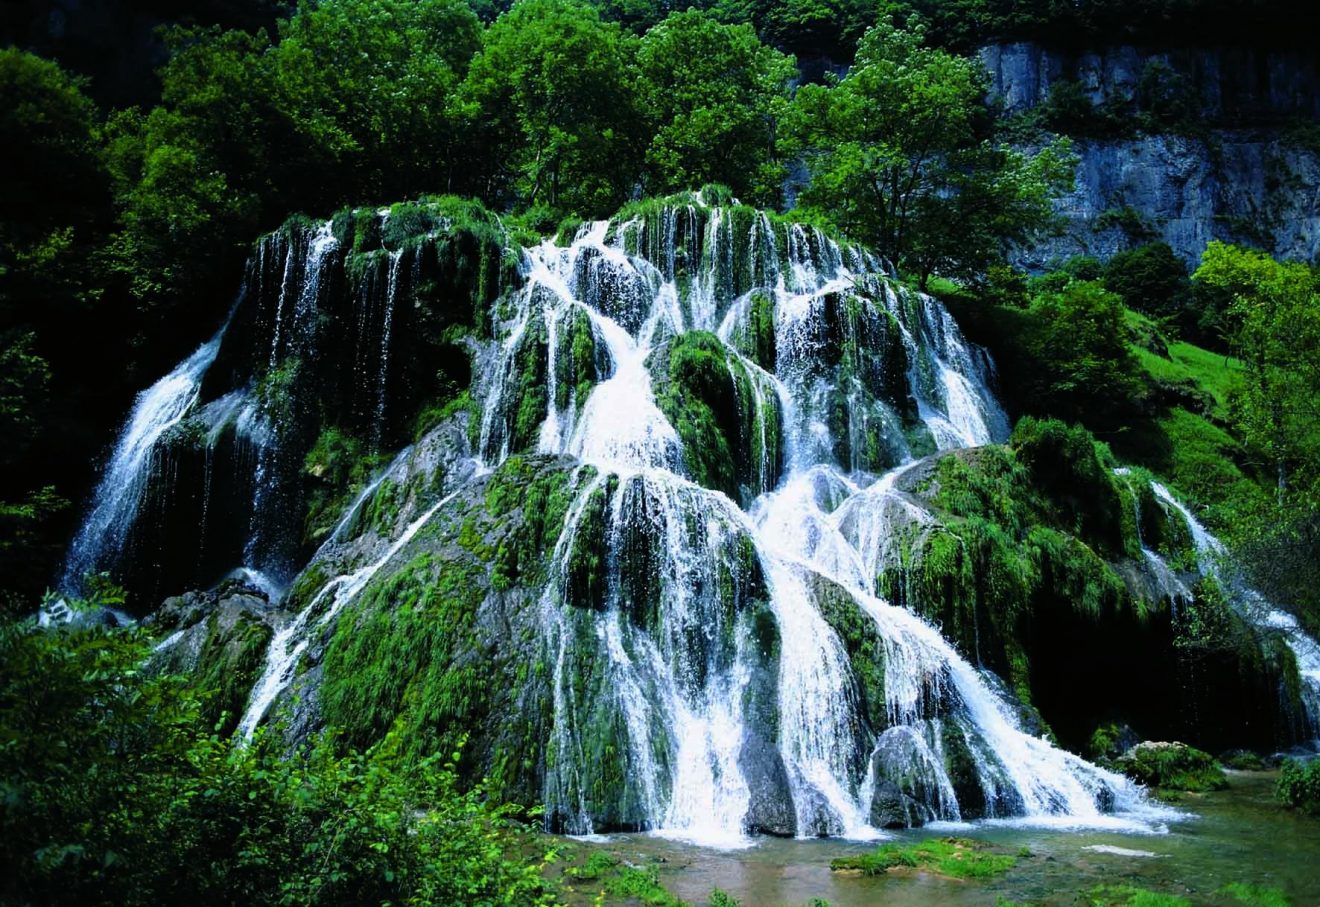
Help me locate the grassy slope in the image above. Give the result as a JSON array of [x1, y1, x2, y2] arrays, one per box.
[[1112, 309, 1267, 530]]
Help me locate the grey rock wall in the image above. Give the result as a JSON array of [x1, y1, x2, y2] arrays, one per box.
[[981, 42, 1320, 123], [979, 43, 1320, 267], [1018, 131, 1320, 269]]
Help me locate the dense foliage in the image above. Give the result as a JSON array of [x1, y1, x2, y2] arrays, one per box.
[[789, 18, 1074, 287], [1276, 758, 1320, 816], [0, 4, 1093, 612], [0, 612, 555, 906]]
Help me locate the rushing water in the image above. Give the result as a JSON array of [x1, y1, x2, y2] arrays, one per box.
[[1150, 482, 1320, 734], [62, 327, 227, 593], [582, 772, 1319, 907], [469, 209, 1149, 842], [68, 198, 1305, 846]]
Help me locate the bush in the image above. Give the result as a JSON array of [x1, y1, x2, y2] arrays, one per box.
[[1114, 741, 1228, 792], [0, 617, 555, 906], [1011, 417, 1126, 554], [1104, 243, 1190, 321], [1277, 758, 1320, 815]]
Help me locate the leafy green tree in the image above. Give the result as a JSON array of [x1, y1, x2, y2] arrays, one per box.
[[789, 17, 1073, 286], [0, 50, 113, 613], [272, 0, 481, 198], [711, 0, 876, 58], [1104, 241, 1190, 320], [460, 0, 644, 217], [112, 0, 482, 339], [1021, 278, 1146, 429], [636, 11, 795, 205], [1194, 242, 1320, 502]]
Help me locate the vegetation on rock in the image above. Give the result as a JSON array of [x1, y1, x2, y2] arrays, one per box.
[[830, 837, 1017, 880]]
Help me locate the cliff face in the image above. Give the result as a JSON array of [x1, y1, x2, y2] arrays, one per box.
[[980, 43, 1320, 267], [980, 43, 1320, 122]]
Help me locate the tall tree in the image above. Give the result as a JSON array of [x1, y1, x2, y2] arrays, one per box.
[[0, 49, 117, 612], [460, 0, 644, 218], [1193, 242, 1320, 503], [636, 11, 794, 205], [788, 17, 1072, 286]]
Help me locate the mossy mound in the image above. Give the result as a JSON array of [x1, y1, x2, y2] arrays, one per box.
[[880, 417, 1310, 755], [311, 455, 587, 804], [1114, 741, 1228, 792], [830, 837, 1017, 880], [1277, 758, 1320, 815], [649, 330, 782, 504]]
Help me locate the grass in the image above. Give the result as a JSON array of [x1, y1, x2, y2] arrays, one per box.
[[1084, 885, 1190, 906], [830, 837, 1017, 880], [602, 866, 687, 906], [1126, 309, 1244, 418], [1220, 884, 1291, 907]]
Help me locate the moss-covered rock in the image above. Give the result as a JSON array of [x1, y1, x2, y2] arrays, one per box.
[[310, 455, 586, 804], [649, 331, 782, 503], [884, 428, 1306, 756], [147, 582, 279, 735], [1114, 741, 1228, 791]]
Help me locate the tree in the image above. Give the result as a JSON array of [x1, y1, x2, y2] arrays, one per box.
[[272, 0, 481, 199], [1022, 279, 1146, 430], [102, 0, 485, 388], [0, 50, 114, 613], [636, 11, 795, 205], [459, 0, 644, 217], [789, 17, 1073, 286], [1103, 241, 1190, 320], [1193, 242, 1320, 502], [711, 0, 877, 58]]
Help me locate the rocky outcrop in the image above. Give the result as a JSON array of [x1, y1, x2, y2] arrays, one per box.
[[1019, 131, 1320, 269], [979, 42, 1320, 267], [981, 43, 1320, 122]]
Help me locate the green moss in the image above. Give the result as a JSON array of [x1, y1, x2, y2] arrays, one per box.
[[731, 291, 777, 372], [1219, 883, 1291, 907], [1011, 417, 1126, 556], [1114, 741, 1227, 791], [650, 331, 781, 503], [602, 865, 687, 906], [192, 613, 272, 736], [830, 837, 1016, 880], [556, 306, 601, 411], [812, 577, 886, 731]]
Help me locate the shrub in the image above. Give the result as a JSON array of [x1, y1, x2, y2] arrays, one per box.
[[1114, 741, 1228, 792], [0, 616, 555, 906], [1277, 758, 1320, 815]]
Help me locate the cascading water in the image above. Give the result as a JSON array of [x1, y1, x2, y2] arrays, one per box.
[[61, 325, 228, 593], [464, 205, 1151, 842], [72, 195, 1170, 847], [1150, 482, 1320, 735]]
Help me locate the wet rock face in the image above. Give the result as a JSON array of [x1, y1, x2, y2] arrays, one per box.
[[148, 581, 285, 734], [737, 730, 797, 837]]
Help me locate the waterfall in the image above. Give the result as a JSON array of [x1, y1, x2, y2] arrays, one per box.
[[70, 196, 1168, 845], [61, 325, 227, 593], [1150, 482, 1320, 733], [465, 204, 1152, 842]]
